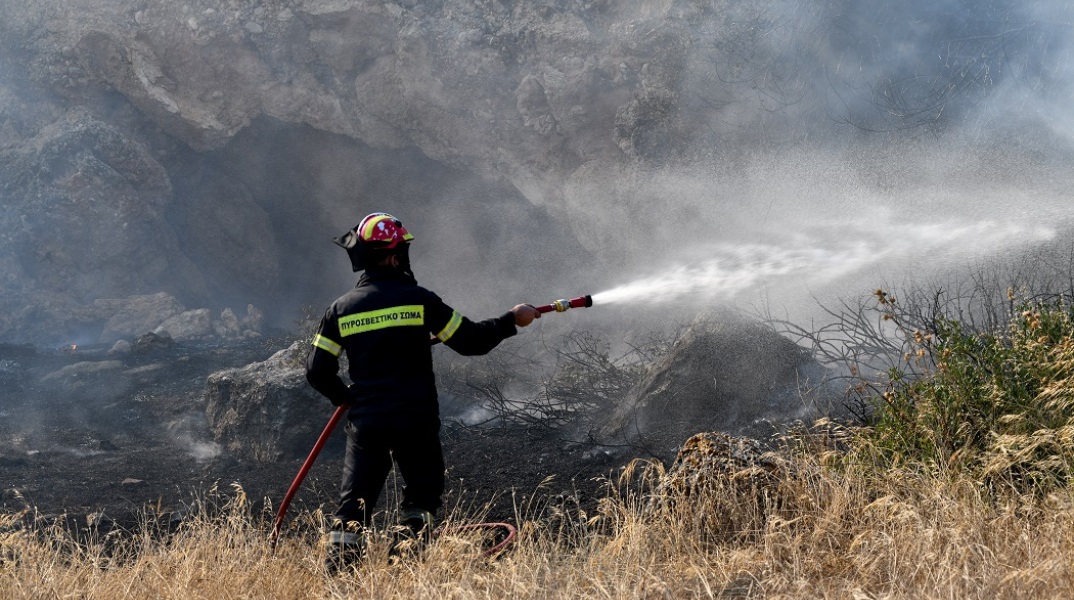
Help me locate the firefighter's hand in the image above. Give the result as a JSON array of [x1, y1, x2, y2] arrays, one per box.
[[511, 304, 541, 327]]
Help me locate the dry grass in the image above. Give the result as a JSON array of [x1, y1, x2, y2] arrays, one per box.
[[3, 457, 1074, 599]]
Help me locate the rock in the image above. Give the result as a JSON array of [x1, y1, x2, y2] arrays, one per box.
[[168, 162, 281, 300], [0, 289, 187, 346], [0, 355, 26, 394], [94, 293, 186, 344], [215, 307, 242, 338], [516, 75, 558, 136], [652, 432, 789, 536], [131, 331, 174, 353], [154, 309, 213, 340], [204, 340, 339, 462], [0, 1, 702, 221], [42, 360, 124, 381], [0, 4, 607, 344], [599, 314, 833, 457], [242, 304, 264, 333], [659, 432, 786, 498], [0, 110, 182, 308], [2, 0, 1061, 352], [107, 339, 131, 355]]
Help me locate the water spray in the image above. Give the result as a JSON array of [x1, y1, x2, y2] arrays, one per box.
[[583, 217, 1059, 309]]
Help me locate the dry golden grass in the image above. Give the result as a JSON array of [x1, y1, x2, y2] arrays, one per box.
[[3, 456, 1074, 599]]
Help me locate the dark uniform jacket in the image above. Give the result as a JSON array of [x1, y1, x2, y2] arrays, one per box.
[[305, 267, 517, 420]]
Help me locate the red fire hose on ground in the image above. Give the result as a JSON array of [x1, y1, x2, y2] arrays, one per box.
[[269, 403, 348, 553], [268, 295, 592, 555]]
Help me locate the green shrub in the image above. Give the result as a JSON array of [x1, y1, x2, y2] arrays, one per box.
[[864, 295, 1074, 491]]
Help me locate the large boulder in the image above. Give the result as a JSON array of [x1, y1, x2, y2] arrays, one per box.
[[0, 108, 207, 344], [600, 315, 834, 457], [0, 110, 183, 299], [93, 293, 186, 344], [659, 432, 786, 499], [153, 309, 213, 341], [0, 13, 602, 341], [0, 288, 265, 346], [204, 340, 341, 463]]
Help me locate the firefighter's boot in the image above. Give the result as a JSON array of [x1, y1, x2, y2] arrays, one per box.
[[323, 526, 366, 573], [388, 508, 434, 563]]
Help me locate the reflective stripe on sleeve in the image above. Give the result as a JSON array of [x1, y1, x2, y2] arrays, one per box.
[[312, 334, 342, 356], [436, 310, 463, 342]]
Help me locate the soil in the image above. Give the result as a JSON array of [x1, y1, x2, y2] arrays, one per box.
[[0, 339, 639, 538]]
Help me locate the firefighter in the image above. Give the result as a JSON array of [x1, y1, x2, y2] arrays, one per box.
[[305, 212, 540, 567]]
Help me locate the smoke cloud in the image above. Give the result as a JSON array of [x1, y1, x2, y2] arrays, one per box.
[[0, 0, 1072, 338]]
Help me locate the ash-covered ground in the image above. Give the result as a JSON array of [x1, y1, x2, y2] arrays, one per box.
[[0, 338, 628, 535]]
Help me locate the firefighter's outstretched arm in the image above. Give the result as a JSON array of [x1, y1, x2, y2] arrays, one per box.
[[431, 301, 540, 356]]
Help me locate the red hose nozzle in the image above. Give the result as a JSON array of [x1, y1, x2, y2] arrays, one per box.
[[534, 294, 593, 313]]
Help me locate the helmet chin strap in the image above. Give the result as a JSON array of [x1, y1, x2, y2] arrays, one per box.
[[381, 245, 416, 280], [395, 244, 412, 273], [346, 245, 415, 280]]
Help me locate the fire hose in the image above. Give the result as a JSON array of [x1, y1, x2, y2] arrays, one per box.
[[532, 294, 593, 314], [270, 402, 346, 554], [269, 294, 592, 554]]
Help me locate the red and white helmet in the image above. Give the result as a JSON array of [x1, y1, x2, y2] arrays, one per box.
[[333, 212, 415, 272], [355, 212, 414, 248]]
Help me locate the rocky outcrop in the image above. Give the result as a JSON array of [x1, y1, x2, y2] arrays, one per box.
[[0, 1, 720, 271], [0, 110, 193, 341], [154, 306, 264, 341], [204, 340, 340, 462], [153, 309, 213, 341], [3, 1, 696, 203], [600, 315, 833, 457], [651, 431, 790, 537], [9, 0, 1053, 204], [0, 291, 180, 346], [0, 2, 610, 341], [92, 293, 186, 344], [2, 0, 1069, 346], [659, 432, 786, 499]]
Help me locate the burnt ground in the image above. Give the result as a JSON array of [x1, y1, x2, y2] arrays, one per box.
[[0, 339, 640, 539]]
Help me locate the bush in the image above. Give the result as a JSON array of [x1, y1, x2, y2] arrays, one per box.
[[865, 295, 1074, 491], [435, 328, 677, 431]]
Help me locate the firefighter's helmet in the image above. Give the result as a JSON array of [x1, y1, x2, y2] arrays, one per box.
[[333, 213, 415, 272]]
